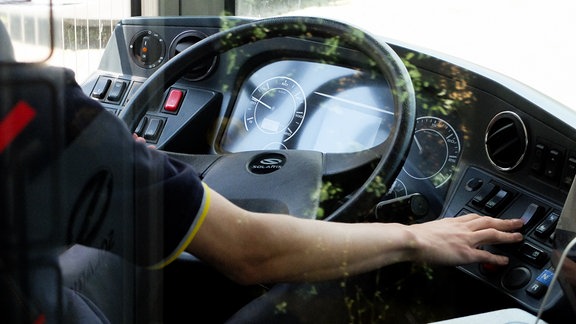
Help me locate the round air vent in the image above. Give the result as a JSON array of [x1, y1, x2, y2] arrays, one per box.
[[485, 111, 528, 171], [168, 30, 218, 81]]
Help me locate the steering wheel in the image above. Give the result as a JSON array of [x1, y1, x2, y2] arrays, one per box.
[[120, 16, 416, 222]]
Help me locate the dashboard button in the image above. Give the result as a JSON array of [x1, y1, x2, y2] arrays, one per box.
[[479, 262, 506, 276], [471, 182, 498, 207], [519, 203, 545, 231], [134, 116, 148, 136], [536, 269, 554, 286], [91, 77, 111, 99], [144, 118, 163, 141], [526, 280, 547, 298], [531, 143, 546, 174], [107, 80, 128, 102], [544, 149, 563, 180], [484, 189, 511, 213], [526, 269, 554, 298], [534, 211, 560, 239], [164, 89, 184, 113], [518, 243, 549, 268]]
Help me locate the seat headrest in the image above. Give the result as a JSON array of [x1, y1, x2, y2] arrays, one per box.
[[0, 21, 15, 62]]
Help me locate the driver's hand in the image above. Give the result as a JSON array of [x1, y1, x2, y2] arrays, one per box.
[[408, 214, 524, 266], [133, 133, 156, 149]]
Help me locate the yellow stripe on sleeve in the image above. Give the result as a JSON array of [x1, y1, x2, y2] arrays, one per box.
[[148, 182, 212, 270]]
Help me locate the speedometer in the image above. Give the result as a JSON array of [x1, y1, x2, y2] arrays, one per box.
[[244, 76, 306, 141], [402, 116, 461, 188]]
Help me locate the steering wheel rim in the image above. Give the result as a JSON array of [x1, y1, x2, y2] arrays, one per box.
[[120, 16, 416, 222]]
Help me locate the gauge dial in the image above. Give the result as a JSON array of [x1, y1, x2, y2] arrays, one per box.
[[403, 116, 461, 188], [244, 76, 306, 141], [130, 30, 165, 69]]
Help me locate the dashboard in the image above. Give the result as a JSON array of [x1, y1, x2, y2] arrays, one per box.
[[81, 16, 576, 320]]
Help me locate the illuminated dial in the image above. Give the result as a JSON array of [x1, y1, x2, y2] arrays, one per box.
[[244, 76, 306, 141], [403, 116, 461, 188]]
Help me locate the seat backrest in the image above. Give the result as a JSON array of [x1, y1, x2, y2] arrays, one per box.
[[0, 17, 65, 320], [0, 18, 157, 322]]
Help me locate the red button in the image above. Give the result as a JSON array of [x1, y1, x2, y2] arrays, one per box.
[[479, 262, 505, 275], [164, 89, 184, 112]]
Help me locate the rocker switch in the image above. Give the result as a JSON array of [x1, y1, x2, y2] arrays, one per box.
[[484, 189, 511, 213], [472, 183, 498, 207], [520, 203, 545, 230], [91, 78, 111, 99], [107, 80, 128, 102], [164, 89, 184, 113], [144, 118, 163, 140], [534, 211, 560, 239], [544, 149, 563, 180]]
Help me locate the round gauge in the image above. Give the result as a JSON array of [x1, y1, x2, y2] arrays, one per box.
[[244, 76, 306, 141], [130, 30, 166, 69], [403, 116, 461, 188], [385, 179, 408, 199]]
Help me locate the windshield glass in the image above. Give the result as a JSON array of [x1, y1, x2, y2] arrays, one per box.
[[2, 0, 574, 110], [2, 2, 576, 322], [237, 0, 576, 111]]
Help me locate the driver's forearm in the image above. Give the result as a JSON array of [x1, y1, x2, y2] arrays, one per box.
[[186, 188, 523, 286], [184, 189, 417, 285], [247, 217, 417, 283]]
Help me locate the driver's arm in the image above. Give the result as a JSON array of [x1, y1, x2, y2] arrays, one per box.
[[185, 186, 524, 285]]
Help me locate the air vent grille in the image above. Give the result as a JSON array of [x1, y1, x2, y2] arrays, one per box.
[[168, 30, 218, 81], [485, 111, 528, 171]]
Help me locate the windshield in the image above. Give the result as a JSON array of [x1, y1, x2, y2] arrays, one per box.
[[245, 0, 576, 111], [3, 2, 576, 322], [2, 0, 574, 111]]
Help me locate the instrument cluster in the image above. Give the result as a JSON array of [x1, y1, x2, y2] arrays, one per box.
[[220, 60, 395, 154]]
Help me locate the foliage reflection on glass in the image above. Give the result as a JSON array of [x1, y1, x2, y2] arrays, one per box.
[[214, 8, 479, 321]]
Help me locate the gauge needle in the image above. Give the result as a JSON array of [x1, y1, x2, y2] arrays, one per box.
[[414, 134, 423, 154], [313, 91, 394, 115], [252, 97, 273, 110]]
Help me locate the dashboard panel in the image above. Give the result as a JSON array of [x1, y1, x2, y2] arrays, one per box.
[[81, 16, 576, 319]]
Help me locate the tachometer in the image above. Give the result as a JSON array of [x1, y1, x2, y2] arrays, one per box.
[[244, 76, 306, 141], [403, 116, 461, 188]]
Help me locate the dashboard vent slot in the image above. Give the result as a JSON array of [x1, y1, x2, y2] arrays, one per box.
[[485, 111, 528, 171], [168, 30, 218, 81]]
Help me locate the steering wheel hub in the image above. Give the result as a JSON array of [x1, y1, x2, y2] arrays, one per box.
[[248, 153, 286, 174]]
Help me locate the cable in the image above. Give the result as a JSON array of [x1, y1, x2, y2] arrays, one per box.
[[535, 235, 576, 324]]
